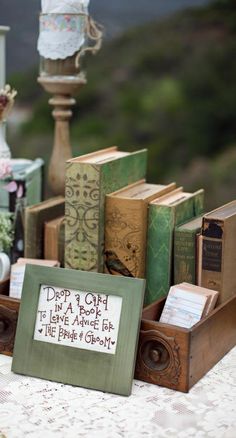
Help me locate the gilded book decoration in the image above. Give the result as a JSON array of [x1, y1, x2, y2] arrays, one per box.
[[65, 147, 148, 273], [105, 181, 176, 279], [65, 164, 100, 271], [105, 206, 141, 277]]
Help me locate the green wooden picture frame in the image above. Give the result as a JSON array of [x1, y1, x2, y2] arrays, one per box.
[[12, 265, 145, 396]]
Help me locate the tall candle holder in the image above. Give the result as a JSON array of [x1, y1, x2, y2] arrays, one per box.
[[37, 10, 102, 195], [38, 73, 86, 195]]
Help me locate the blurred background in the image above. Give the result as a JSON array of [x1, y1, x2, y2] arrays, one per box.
[[1, 0, 236, 209]]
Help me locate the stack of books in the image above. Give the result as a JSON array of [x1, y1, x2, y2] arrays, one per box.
[[2, 146, 236, 314]]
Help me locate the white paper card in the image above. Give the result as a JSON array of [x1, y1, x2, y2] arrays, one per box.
[[9, 265, 26, 299], [34, 285, 123, 354], [159, 287, 208, 328]]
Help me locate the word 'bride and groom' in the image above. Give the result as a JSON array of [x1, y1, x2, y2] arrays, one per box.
[[34, 285, 123, 355]]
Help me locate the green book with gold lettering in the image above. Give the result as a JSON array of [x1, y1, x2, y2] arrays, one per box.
[[145, 188, 204, 305], [65, 147, 147, 272], [174, 215, 203, 285]]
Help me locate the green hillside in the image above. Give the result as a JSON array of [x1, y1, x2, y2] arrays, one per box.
[[9, 0, 236, 208]]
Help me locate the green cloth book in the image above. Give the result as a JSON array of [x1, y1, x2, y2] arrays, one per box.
[[65, 147, 148, 272], [174, 215, 203, 286], [145, 188, 204, 305], [24, 197, 65, 259]]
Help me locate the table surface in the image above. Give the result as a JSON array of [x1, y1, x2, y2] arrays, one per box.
[[0, 348, 236, 438]]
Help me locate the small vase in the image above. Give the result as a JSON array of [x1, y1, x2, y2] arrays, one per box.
[[0, 121, 11, 159]]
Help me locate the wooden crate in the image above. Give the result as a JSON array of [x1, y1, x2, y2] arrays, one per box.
[[135, 295, 236, 392], [0, 279, 20, 356]]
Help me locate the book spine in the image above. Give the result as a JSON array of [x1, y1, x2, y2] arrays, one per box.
[[200, 236, 223, 297], [200, 218, 223, 299], [44, 224, 57, 261], [65, 150, 148, 273], [174, 229, 197, 285], [65, 162, 100, 271], [145, 206, 175, 304], [105, 197, 145, 278], [24, 211, 39, 258]]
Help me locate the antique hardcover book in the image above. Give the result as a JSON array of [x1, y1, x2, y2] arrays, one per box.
[[200, 200, 236, 304], [24, 197, 65, 259], [174, 215, 203, 285], [0, 158, 44, 213], [145, 188, 204, 305], [105, 180, 176, 278], [65, 147, 148, 272], [44, 216, 65, 267]]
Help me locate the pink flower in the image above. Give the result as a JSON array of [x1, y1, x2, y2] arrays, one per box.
[[0, 159, 13, 179]]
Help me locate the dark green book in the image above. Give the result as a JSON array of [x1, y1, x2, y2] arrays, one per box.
[[174, 215, 203, 285], [145, 188, 204, 305]]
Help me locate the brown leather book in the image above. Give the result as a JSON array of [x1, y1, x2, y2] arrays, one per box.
[[24, 197, 65, 259], [44, 216, 65, 267], [104, 180, 176, 278], [200, 200, 236, 304]]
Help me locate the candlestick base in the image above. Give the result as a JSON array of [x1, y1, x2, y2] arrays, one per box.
[[38, 74, 86, 196]]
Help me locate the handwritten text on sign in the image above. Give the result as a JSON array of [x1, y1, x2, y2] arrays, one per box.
[[34, 285, 123, 354]]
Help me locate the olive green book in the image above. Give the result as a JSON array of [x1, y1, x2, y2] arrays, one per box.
[[174, 215, 203, 285], [65, 147, 148, 273], [145, 188, 204, 305], [24, 197, 65, 259]]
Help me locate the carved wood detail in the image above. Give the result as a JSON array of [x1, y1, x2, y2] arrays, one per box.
[[136, 329, 181, 387]]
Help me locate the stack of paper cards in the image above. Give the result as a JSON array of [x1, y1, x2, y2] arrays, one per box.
[[9, 258, 60, 299], [160, 283, 219, 328]]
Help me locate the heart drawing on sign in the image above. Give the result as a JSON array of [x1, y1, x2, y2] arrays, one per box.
[[111, 341, 115, 345], [38, 329, 43, 333]]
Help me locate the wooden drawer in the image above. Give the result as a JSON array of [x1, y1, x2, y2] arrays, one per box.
[[135, 295, 236, 392]]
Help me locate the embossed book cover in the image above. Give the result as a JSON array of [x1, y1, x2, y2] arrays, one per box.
[[65, 147, 148, 273], [145, 188, 204, 305], [105, 181, 176, 278]]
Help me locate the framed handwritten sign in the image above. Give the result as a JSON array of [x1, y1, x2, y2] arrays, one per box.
[[12, 265, 145, 396]]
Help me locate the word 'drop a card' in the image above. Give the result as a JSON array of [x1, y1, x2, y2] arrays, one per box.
[[34, 285, 123, 354]]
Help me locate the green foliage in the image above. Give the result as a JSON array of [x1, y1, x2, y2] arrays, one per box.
[[0, 213, 14, 253]]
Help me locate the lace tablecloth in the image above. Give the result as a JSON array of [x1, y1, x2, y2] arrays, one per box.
[[0, 349, 236, 438]]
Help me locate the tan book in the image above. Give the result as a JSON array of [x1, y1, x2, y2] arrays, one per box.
[[179, 282, 219, 316], [200, 200, 236, 305], [9, 258, 60, 299], [105, 180, 176, 278], [24, 197, 65, 259], [44, 216, 65, 267]]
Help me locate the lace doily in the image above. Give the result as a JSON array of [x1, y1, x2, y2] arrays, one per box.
[[0, 348, 236, 437], [37, 14, 87, 60]]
